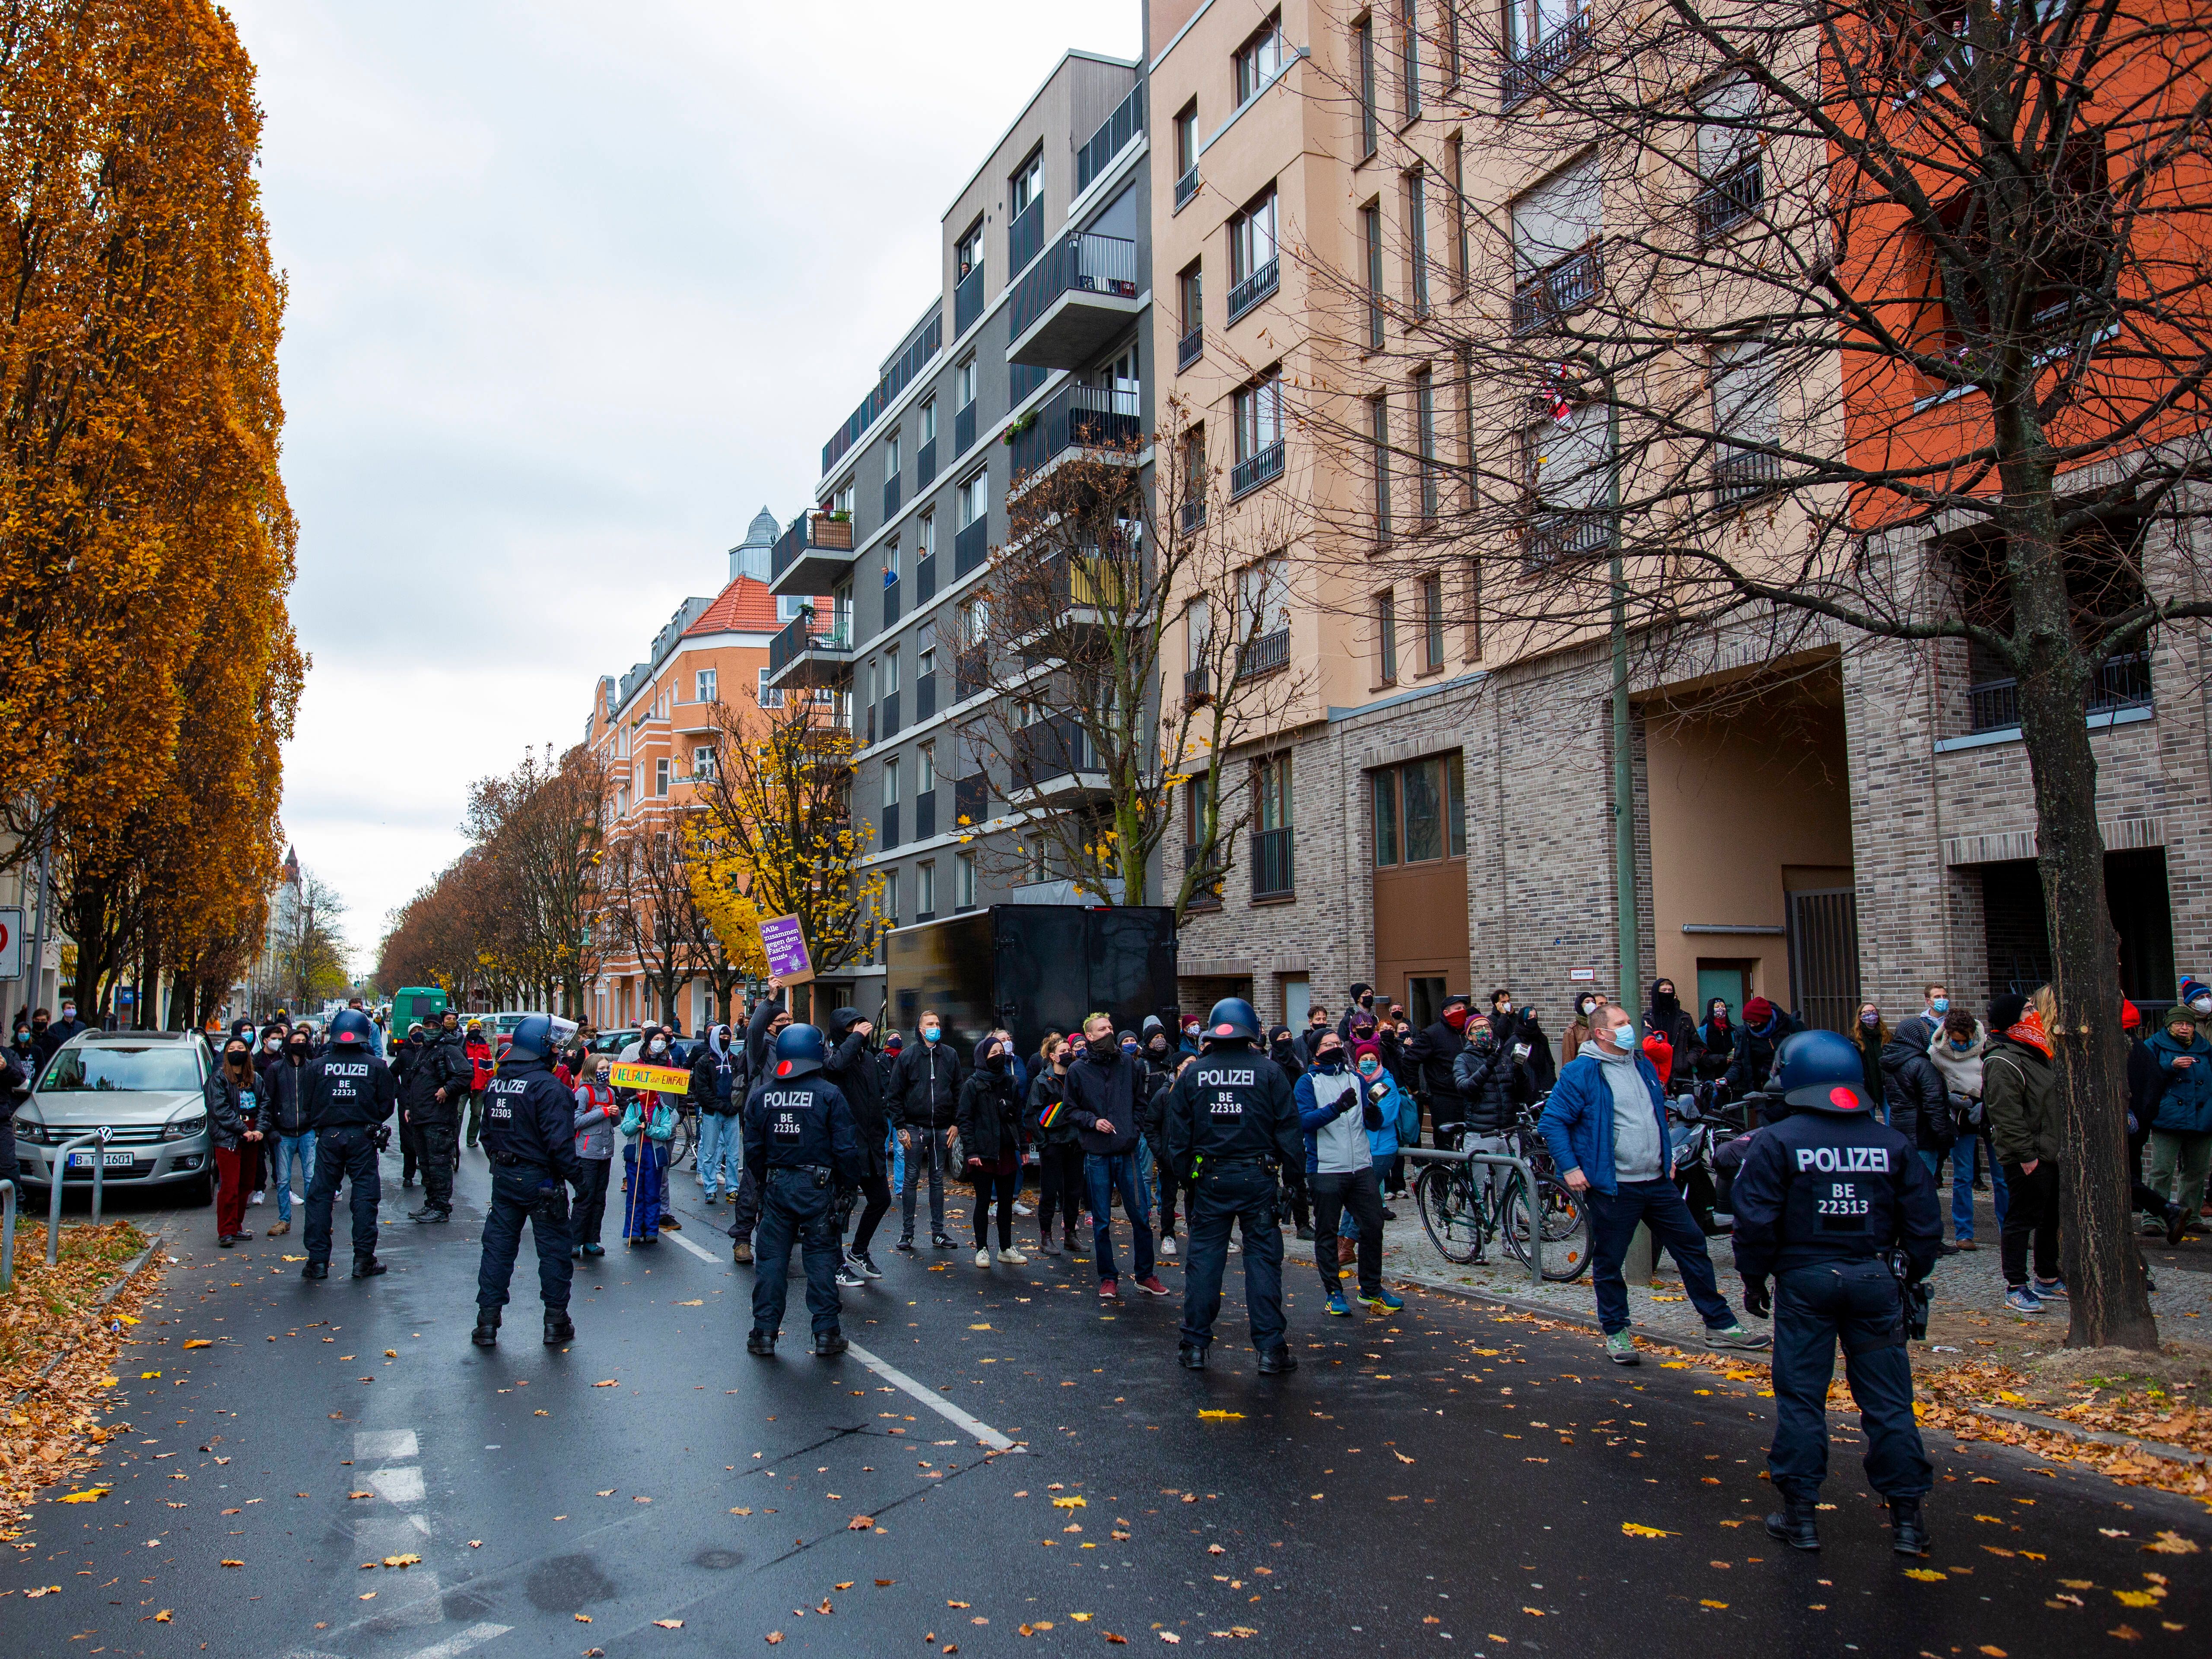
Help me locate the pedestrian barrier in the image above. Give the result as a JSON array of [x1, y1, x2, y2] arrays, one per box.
[[46, 1128, 112, 1265], [1399, 1144, 1546, 1287], [0, 1178, 15, 1290]]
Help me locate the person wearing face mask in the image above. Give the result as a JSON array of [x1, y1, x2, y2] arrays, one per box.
[[692, 1023, 742, 1207], [258, 1030, 317, 1237], [1406, 993, 1475, 1151], [616, 1025, 678, 1245], [822, 1008, 892, 1283], [1881, 1006, 1955, 1252], [1645, 980, 1697, 1064], [2146, 1005, 2212, 1246], [570, 1058, 620, 1258], [206, 1037, 267, 1246], [463, 1022, 494, 1148], [1852, 1003, 1891, 1105], [957, 1036, 1029, 1268], [38, 1000, 86, 1066], [403, 1016, 465, 1223], [1926, 1008, 1999, 1249], [1539, 1002, 1770, 1364], [1297, 1031, 1399, 1316], [1335, 983, 1378, 1045], [1723, 995, 1800, 1099], [1336, 1036, 1416, 1252], [889, 1009, 962, 1252], [728, 990, 795, 1264], [1064, 1012, 1166, 1299], [2179, 975, 2212, 1036], [1294, 1005, 1334, 1066], [1028, 1037, 1085, 1255], [1691, 998, 1735, 1082], [1561, 992, 1605, 1066], [390, 1022, 430, 1190]]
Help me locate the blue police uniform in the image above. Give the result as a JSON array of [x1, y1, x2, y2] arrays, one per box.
[[301, 1041, 398, 1277], [742, 1064, 863, 1352], [474, 1049, 585, 1341], [1163, 1002, 1304, 1370], [1731, 1032, 1943, 1554]]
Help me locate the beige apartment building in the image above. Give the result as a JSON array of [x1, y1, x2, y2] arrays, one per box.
[[1150, 0, 2202, 1036]]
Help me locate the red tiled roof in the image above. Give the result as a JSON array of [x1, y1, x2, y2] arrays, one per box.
[[683, 575, 817, 637]]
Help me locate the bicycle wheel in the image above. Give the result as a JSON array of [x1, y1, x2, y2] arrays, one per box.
[[674, 1110, 698, 1171], [1499, 1173, 1592, 1281], [1414, 1163, 1483, 1265]]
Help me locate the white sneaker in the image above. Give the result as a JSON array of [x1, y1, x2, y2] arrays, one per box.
[[1014, 1201, 1034, 1217], [975, 1248, 992, 1268], [997, 1247, 1027, 1264], [1159, 1235, 1177, 1259], [248, 1191, 265, 1205]]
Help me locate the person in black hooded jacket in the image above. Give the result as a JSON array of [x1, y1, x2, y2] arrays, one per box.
[[825, 1005, 893, 1279], [1880, 1021, 1951, 1157], [957, 1035, 1028, 1267], [1645, 979, 1698, 1062], [889, 1012, 961, 1249], [1265, 1027, 1313, 1239]]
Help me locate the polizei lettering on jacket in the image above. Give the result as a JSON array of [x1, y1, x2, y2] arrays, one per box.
[[1794, 1145, 1892, 1173], [325, 1062, 370, 1078], [486, 1076, 525, 1119]]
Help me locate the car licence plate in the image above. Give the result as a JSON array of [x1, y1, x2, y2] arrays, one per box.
[[67, 1151, 136, 1170]]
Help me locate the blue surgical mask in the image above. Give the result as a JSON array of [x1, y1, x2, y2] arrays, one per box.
[[922, 1026, 940, 1044], [1930, 997, 1949, 1014], [1614, 1021, 1637, 1048], [1357, 1058, 1380, 1077], [1120, 1039, 1138, 1055]]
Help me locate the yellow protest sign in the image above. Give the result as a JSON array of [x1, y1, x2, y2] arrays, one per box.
[[608, 1061, 692, 1096]]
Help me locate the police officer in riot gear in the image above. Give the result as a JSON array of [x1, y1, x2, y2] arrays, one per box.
[[1164, 997, 1303, 1373], [472, 1016, 585, 1347], [744, 1024, 864, 1357], [301, 1009, 398, 1280], [1731, 1029, 1943, 1557]]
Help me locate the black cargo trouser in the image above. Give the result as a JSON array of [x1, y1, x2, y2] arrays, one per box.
[[1180, 1161, 1286, 1350], [478, 1166, 574, 1313], [417, 1121, 457, 1211], [1769, 1259, 1932, 1500], [304, 1124, 381, 1268]]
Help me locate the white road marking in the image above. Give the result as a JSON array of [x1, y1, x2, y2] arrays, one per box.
[[368, 1464, 426, 1504], [398, 1622, 510, 1659], [664, 1226, 721, 1263], [355, 1429, 419, 1461], [845, 1341, 1020, 1452]]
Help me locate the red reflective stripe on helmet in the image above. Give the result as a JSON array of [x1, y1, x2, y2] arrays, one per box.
[[1829, 1085, 1859, 1108], [1214, 1023, 1236, 1036], [776, 1059, 793, 1077]]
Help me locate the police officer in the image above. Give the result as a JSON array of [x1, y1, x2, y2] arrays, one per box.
[[301, 1009, 398, 1281], [743, 1024, 864, 1358], [1731, 1028, 1942, 1557], [472, 1015, 584, 1347], [1163, 997, 1303, 1373]]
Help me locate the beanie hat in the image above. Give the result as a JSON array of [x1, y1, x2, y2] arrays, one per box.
[[1142, 1014, 1163, 1036], [2182, 976, 2210, 1006], [1987, 992, 2028, 1033], [1744, 995, 1776, 1028], [2122, 998, 2141, 1032], [1353, 1038, 1382, 1065]]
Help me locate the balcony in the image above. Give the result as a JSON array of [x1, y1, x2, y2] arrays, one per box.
[[915, 552, 936, 606], [1695, 156, 1764, 244], [1183, 666, 1210, 708], [1008, 232, 1144, 369], [955, 516, 991, 578], [1500, 13, 1593, 111], [954, 400, 977, 456], [1712, 447, 1782, 509], [954, 774, 988, 829], [1250, 825, 1294, 898], [916, 436, 937, 488], [1175, 165, 1199, 210], [1177, 327, 1202, 372], [1226, 257, 1279, 324], [1180, 497, 1205, 534], [914, 790, 937, 840], [768, 511, 858, 596], [1522, 506, 1614, 566], [955, 264, 986, 337], [1182, 839, 1224, 908], [1236, 626, 1290, 681], [1007, 380, 1143, 482], [822, 310, 942, 475], [1230, 439, 1284, 498], [1968, 652, 2152, 735], [765, 607, 855, 691], [1511, 244, 1603, 336], [954, 647, 987, 702], [1009, 713, 1106, 801], [1077, 81, 1145, 192], [1008, 199, 1045, 280], [883, 473, 901, 519]]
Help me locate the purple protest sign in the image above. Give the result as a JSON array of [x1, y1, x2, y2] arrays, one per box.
[[760, 913, 813, 984]]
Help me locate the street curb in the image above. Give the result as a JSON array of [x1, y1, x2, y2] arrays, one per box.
[[10, 1224, 169, 1406], [1962, 1402, 2209, 1467], [1390, 1267, 1767, 1360]]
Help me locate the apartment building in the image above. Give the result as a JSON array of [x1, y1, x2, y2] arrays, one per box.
[[765, 46, 1155, 1018], [582, 509, 799, 1034]]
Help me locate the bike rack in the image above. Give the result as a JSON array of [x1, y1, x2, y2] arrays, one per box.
[[1, 1178, 16, 1290], [1401, 1145, 1546, 1287], [46, 1128, 114, 1266]]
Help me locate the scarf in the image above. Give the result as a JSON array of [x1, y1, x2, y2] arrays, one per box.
[[2005, 1008, 2053, 1058]]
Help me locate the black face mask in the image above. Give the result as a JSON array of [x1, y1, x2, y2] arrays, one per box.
[[287, 1042, 308, 1059], [1313, 1047, 1347, 1071]]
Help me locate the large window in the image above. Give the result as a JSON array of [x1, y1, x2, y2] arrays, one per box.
[[1240, 553, 1290, 638], [1370, 392, 1391, 540], [884, 755, 901, 807], [957, 469, 989, 528], [1421, 572, 1445, 671], [1010, 151, 1042, 218], [1449, 136, 1469, 296], [917, 859, 936, 918], [1234, 369, 1284, 464], [757, 666, 782, 710], [920, 397, 938, 445], [1355, 16, 1377, 156], [1399, 0, 1421, 119], [1361, 200, 1385, 350], [956, 356, 977, 411], [917, 740, 935, 795], [1710, 341, 1783, 504], [1405, 168, 1430, 315], [1695, 74, 1763, 242], [1230, 185, 1279, 285], [1415, 368, 1439, 524], [693, 744, 716, 780], [956, 221, 983, 279], [1510, 156, 1602, 332], [1255, 753, 1292, 831], [1175, 101, 1198, 177], [695, 668, 716, 704], [1373, 753, 1466, 866], [1234, 11, 1285, 105], [1507, 0, 1586, 59], [956, 849, 977, 910], [655, 757, 670, 798], [1377, 587, 1399, 683]]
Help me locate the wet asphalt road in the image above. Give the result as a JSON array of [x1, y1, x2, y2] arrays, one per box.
[[9, 1147, 2208, 1658]]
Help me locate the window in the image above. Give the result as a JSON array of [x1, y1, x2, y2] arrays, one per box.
[[1449, 136, 1469, 296], [1179, 261, 1204, 337], [957, 470, 988, 528], [655, 757, 670, 798], [918, 645, 937, 686], [1711, 341, 1783, 504], [1373, 754, 1465, 865], [918, 510, 936, 562], [956, 849, 977, 910], [1399, 0, 1421, 119], [1361, 201, 1385, 350], [960, 597, 988, 648], [920, 397, 937, 445], [1443, 0, 1462, 85], [883, 868, 899, 927], [1240, 553, 1290, 639], [695, 668, 716, 704], [1255, 753, 1291, 830], [1511, 156, 1602, 332], [1416, 368, 1439, 524], [1377, 587, 1399, 683], [832, 579, 853, 638], [1186, 596, 1211, 671], [1181, 423, 1207, 527], [956, 356, 977, 410], [1370, 392, 1391, 540], [918, 741, 935, 794], [956, 221, 983, 279], [1508, 0, 1585, 59], [1174, 101, 1198, 176], [757, 666, 782, 709], [778, 592, 807, 623], [1234, 369, 1284, 464], [1405, 169, 1430, 315], [693, 744, 716, 780], [917, 859, 936, 918], [1010, 152, 1042, 218], [1230, 185, 1279, 285], [885, 645, 901, 695], [1234, 11, 1286, 106], [1522, 398, 1612, 560], [1355, 17, 1377, 156], [833, 479, 855, 517], [1421, 572, 1445, 671], [884, 755, 900, 807], [884, 538, 900, 585], [1252, 751, 1294, 898], [1695, 74, 1763, 241]]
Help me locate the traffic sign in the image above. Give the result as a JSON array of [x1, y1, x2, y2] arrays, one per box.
[[0, 908, 20, 981]]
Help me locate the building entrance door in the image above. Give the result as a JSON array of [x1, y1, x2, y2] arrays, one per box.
[[1786, 888, 1861, 1035]]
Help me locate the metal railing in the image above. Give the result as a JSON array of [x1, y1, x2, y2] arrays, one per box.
[[1230, 439, 1285, 497], [1012, 714, 1095, 789], [48, 1129, 113, 1264], [766, 608, 852, 677], [914, 791, 936, 840], [883, 473, 900, 519], [770, 512, 855, 583], [880, 689, 900, 739], [955, 264, 986, 337], [955, 517, 991, 578], [1511, 244, 1602, 335], [1180, 497, 1206, 534], [1175, 165, 1199, 209], [915, 553, 936, 607], [881, 577, 899, 632], [954, 400, 977, 456], [823, 309, 943, 474], [1399, 1145, 1546, 1286], [1237, 626, 1290, 680], [955, 648, 987, 703], [915, 672, 936, 721], [1250, 826, 1294, 897], [1182, 839, 1224, 907], [1009, 232, 1141, 342], [1177, 327, 1202, 371], [1008, 199, 1044, 279], [1183, 665, 1210, 706], [882, 801, 900, 849], [1, 1178, 14, 1290], [1077, 81, 1146, 192], [955, 775, 988, 828], [1007, 380, 1142, 479], [1712, 447, 1781, 507], [1500, 12, 1593, 111], [1522, 506, 1615, 565], [1226, 256, 1279, 324], [1968, 651, 2152, 734], [1695, 156, 1764, 243]]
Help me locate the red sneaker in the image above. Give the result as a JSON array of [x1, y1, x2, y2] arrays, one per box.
[[1098, 1278, 1119, 1298], [1136, 1275, 1169, 1297]]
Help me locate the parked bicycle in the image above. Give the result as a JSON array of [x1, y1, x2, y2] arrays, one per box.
[[1412, 1103, 1589, 1280]]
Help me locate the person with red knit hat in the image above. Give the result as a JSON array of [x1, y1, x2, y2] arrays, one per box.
[[1722, 995, 1799, 1099]]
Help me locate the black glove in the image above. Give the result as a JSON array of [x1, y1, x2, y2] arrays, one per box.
[[375, 1123, 392, 1152], [1742, 1278, 1772, 1319]]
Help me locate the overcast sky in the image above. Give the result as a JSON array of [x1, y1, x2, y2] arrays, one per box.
[[229, 0, 1144, 975]]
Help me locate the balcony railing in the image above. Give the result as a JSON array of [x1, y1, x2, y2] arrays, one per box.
[[954, 775, 988, 829], [1250, 825, 1294, 898], [1007, 380, 1143, 479], [915, 671, 936, 722], [1076, 81, 1145, 192], [1968, 651, 2152, 734], [915, 552, 936, 606], [914, 790, 937, 841], [1511, 244, 1602, 335], [1522, 506, 1615, 565], [1182, 839, 1225, 907], [916, 435, 937, 488], [1177, 327, 1202, 371], [1500, 12, 1593, 111], [1183, 666, 1210, 707], [882, 801, 900, 849], [955, 516, 991, 578], [822, 310, 942, 475], [1008, 199, 1044, 279], [1007, 231, 1141, 344], [1226, 257, 1279, 324], [1012, 713, 1095, 789], [1180, 497, 1205, 534], [954, 647, 987, 702], [1230, 439, 1285, 498], [766, 607, 852, 677], [1236, 626, 1290, 681], [954, 400, 977, 455], [883, 473, 900, 519], [1695, 155, 1764, 244], [880, 688, 900, 739], [954, 264, 986, 337], [1713, 447, 1782, 508], [1175, 165, 1199, 210], [770, 512, 855, 584], [882, 577, 899, 631]]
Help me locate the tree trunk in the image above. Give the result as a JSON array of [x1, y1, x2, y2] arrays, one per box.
[[169, 973, 197, 1031]]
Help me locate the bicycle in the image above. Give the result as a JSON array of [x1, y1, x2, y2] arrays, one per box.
[[671, 1102, 699, 1171], [1412, 1107, 1590, 1281]]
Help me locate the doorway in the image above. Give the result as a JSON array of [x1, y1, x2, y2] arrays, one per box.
[[1696, 959, 1754, 1023], [1786, 888, 1862, 1035], [1980, 848, 2175, 1007], [1407, 976, 1448, 1029], [1280, 974, 1310, 1032]]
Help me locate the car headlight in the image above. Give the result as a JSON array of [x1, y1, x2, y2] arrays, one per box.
[[15, 1118, 47, 1145], [163, 1112, 208, 1141]]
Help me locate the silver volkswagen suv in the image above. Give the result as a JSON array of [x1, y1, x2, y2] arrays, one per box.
[[13, 1030, 213, 1205]]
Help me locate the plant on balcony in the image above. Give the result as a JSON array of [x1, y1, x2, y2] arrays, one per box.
[[1002, 410, 1037, 445]]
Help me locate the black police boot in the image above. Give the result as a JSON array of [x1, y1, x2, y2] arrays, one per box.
[[301, 1261, 328, 1281], [471, 1307, 500, 1347], [1888, 1496, 1932, 1557], [544, 1310, 575, 1346], [813, 1330, 848, 1358], [1256, 1346, 1298, 1375], [408, 1204, 440, 1222], [353, 1258, 388, 1278], [1764, 1486, 1821, 1552], [1178, 1341, 1208, 1371], [747, 1328, 776, 1357]]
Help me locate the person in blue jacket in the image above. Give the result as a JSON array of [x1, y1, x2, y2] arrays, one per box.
[[1295, 1030, 1400, 1316], [1539, 1001, 1770, 1365], [1333, 1037, 1414, 1284], [2146, 1008, 2212, 1234]]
